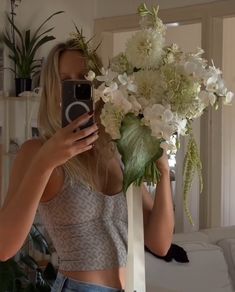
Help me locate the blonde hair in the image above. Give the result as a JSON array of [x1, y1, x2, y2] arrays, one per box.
[[38, 40, 116, 191]]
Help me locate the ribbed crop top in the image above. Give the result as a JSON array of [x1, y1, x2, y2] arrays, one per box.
[[38, 173, 128, 271]]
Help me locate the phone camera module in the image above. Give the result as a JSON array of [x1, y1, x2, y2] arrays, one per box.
[[75, 83, 91, 100]]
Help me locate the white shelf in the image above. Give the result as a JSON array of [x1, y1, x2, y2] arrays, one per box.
[[0, 95, 40, 206]]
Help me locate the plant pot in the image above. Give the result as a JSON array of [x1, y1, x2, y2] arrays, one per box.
[[15, 78, 32, 96]]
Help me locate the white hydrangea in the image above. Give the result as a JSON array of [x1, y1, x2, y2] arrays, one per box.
[[100, 103, 125, 139], [183, 48, 207, 80], [134, 70, 163, 107], [110, 53, 133, 74], [111, 90, 133, 114], [126, 29, 164, 69], [127, 95, 142, 115]]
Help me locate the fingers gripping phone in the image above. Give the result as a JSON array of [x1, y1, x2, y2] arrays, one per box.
[[61, 80, 94, 129]]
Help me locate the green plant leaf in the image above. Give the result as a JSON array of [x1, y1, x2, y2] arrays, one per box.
[[7, 15, 24, 46], [20, 254, 38, 270], [117, 114, 163, 192], [24, 30, 31, 52], [32, 11, 64, 40], [35, 270, 51, 292], [29, 225, 50, 255], [24, 283, 39, 292], [6, 14, 25, 54], [0, 258, 27, 292], [42, 262, 57, 284], [27, 27, 54, 56], [2, 11, 63, 78], [29, 35, 55, 62]]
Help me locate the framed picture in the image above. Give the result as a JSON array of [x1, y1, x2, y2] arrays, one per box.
[[32, 127, 39, 138]]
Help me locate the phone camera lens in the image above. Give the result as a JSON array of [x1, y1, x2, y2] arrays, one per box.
[[75, 83, 91, 100]]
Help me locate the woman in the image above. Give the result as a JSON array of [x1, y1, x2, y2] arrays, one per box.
[[0, 40, 174, 292]]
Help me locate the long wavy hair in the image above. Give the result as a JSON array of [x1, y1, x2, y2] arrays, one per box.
[[38, 40, 116, 191]]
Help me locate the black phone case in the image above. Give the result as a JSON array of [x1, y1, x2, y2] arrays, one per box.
[[61, 80, 94, 129]]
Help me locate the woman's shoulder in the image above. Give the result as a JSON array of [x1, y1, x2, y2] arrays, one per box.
[[11, 138, 44, 171], [19, 139, 64, 202], [19, 138, 44, 154]]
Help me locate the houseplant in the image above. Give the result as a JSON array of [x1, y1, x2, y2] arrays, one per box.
[[1, 10, 64, 96], [0, 224, 57, 292]]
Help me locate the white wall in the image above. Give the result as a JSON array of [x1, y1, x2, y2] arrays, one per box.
[[0, 0, 6, 32], [95, 0, 221, 18]]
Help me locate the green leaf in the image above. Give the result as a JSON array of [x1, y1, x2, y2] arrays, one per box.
[[20, 254, 38, 270], [24, 283, 39, 292], [29, 35, 55, 61], [32, 11, 64, 40], [6, 14, 25, 51], [27, 27, 54, 56], [2, 11, 63, 78], [29, 225, 50, 255], [24, 30, 31, 52], [117, 114, 163, 193], [35, 270, 51, 292], [0, 258, 27, 292]]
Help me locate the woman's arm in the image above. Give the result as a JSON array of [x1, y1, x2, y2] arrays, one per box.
[[143, 153, 175, 256], [0, 113, 98, 261], [0, 140, 54, 261]]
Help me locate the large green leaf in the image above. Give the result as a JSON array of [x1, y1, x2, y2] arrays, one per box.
[[29, 35, 55, 61], [32, 11, 64, 40], [20, 254, 38, 270], [27, 27, 54, 57], [117, 114, 163, 193], [0, 259, 27, 292], [29, 225, 50, 255]]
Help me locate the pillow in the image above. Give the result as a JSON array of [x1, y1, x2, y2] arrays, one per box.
[[173, 231, 209, 243], [201, 226, 235, 244], [217, 238, 235, 290], [145, 241, 234, 292]]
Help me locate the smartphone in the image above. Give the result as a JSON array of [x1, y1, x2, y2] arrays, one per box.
[[61, 80, 94, 129]]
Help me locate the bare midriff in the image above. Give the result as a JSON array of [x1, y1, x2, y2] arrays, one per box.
[[59, 267, 126, 289]]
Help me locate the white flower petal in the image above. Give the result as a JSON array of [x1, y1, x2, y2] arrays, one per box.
[[224, 91, 234, 105]]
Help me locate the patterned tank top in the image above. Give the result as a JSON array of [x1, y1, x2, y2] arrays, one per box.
[[38, 172, 128, 271]]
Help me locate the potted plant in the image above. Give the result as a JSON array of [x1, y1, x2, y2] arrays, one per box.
[[0, 224, 57, 291], [1, 10, 64, 96]]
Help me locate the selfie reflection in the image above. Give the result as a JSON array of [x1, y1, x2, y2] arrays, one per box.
[[1, 1, 235, 292]]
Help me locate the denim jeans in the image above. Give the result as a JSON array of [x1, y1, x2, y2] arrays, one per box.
[[51, 272, 124, 292]]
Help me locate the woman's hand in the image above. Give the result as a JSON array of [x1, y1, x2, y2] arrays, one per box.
[[156, 151, 170, 175], [36, 113, 99, 170]]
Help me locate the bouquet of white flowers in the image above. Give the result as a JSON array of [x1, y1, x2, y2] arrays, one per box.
[[82, 3, 233, 223]]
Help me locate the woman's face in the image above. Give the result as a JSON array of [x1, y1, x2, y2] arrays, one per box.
[[59, 50, 88, 81]]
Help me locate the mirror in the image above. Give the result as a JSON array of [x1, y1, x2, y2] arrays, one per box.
[[0, 2, 235, 291]]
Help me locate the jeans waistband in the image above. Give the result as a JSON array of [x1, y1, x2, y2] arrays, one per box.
[[52, 272, 124, 292]]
